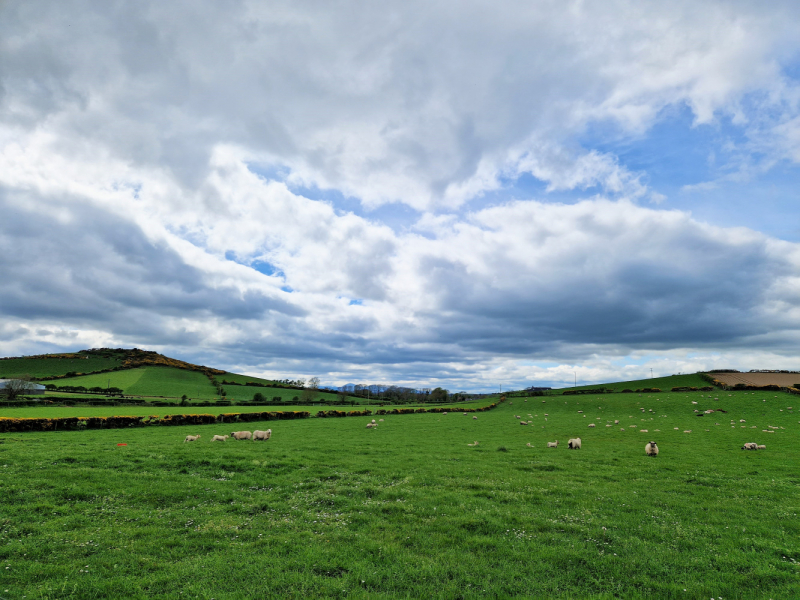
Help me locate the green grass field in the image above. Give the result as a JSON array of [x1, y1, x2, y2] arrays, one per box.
[[1, 389, 798, 598], [555, 372, 711, 393], [47, 367, 218, 399], [0, 355, 122, 379]]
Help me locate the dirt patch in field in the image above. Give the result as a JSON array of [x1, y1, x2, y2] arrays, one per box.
[[711, 372, 800, 387]]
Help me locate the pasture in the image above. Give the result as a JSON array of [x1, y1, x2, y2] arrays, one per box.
[[1, 390, 799, 599]]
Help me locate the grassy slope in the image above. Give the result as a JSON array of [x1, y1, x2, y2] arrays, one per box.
[[49, 367, 218, 399], [554, 372, 710, 393], [0, 355, 122, 378], [0, 390, 798, 598], [218, 373, 280, 385]]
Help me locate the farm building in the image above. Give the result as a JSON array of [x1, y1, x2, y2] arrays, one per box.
[[0, 379, 46, 395]]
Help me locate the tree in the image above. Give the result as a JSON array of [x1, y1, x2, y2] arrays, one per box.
[[2, 375, 36, 401], [301, 376, 319, 403]]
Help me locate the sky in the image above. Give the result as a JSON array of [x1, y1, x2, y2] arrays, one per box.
[[2, 0, 800, 391]]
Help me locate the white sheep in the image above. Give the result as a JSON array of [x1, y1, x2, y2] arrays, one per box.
[[473, 416, 478, 420], [231, 431, 252, 440], [567, 438, 581, 450], [253, 429, 272, 441], [379, 418, 384, 422], [526, 442, 532, 447], [588, 423, 596, 428], [757, 444, 766, 450], [211, 435, 229, 442], [467, 441, 479, 446], [366, 423, 376, 429], [741, 442, 757, 450], [372, 419, 376, 424], [184, 434, 201, 443], [547, 440, 558, 448], [645, 441, 658, 456], [614, 420, 619, 424]]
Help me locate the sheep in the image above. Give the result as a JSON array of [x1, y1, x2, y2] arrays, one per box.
[[379, 418, 384, 422], [184, 434, 201, 443], [473, 416, 478, 420], [547, 440, 558, 448], [515, 415, 521, 419], [614, 420, 619, 424], [588, 423, 596, 428], [467, 441, 479, 446], [520, 421, 528, 425], [645, 441, 658, 456], [567, 438, 581, 450], [757, 444, 766, 450], [211, 435, 229, 442], [372, 419, 376, 424], [231, 431, 252, 440], [526, 442, 532, 447], [366, 423, 376, 429], [741, 442, 757, 450], [253, 429, 272, 441]]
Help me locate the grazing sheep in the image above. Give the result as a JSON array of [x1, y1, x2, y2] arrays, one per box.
[[614, 420, 619, 424], [467, 441, 479, 446], [253, 429, 272, 441], [231, 431, 252, 440], [520, 421, 528, 425], [757, 444, 766, 450], [645, 441, 658, 456], [211, 435, 229, 442], [547, 440, 558, 448], [741, 442, 757, 450], [366, 423, 376, 429], [473, 416, 478, 420], [372, 419, 376, 424], [515, 415, 521, 419], [567, 438, 581, 450], [184, 434, 201, 443], [379, 418, 384, 422], [588, 423, 596, 428]]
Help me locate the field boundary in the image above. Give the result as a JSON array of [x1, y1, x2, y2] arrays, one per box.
[[0, 398, 506, 433]]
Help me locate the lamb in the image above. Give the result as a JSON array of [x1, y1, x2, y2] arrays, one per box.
[[473, 416, 478, 419], [467, 441, 479, 446], [645, 441, 658, 456], [184, 434, 201, 443], [253, 429, 272, 441], [547, 440, 558, 448], [614, 420, 619, 424], [379, 418, 384, 422], [211, 435, 229, 442], [366, 423, 376, 429], [230, 431, 252, 440], [567, 438, 581, 450], [588, 423, 596, 428], [757, 444, 766, 450], [741, 442, 757, 450], [372, 419, 376, 424]]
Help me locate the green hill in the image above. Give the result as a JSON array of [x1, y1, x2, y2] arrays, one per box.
[[536, 372, 711, 394]]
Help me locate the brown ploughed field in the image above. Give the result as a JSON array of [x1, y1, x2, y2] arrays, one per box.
[[711, 372, 800, 387]]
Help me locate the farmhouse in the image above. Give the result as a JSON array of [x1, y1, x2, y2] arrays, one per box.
[[0, 379, 46, 395]]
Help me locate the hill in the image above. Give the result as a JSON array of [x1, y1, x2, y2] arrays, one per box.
[[541, 372, 711, 394]]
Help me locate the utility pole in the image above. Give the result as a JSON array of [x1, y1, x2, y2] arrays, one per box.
[[650, 368, 653, 379], [574, 372, 577, 387]]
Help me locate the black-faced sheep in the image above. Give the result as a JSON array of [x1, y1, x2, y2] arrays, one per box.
[[567, 438, 581, 449], [645, 441, 658, 456]]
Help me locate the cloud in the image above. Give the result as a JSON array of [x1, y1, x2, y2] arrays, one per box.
[[3, 0, 800, 210]]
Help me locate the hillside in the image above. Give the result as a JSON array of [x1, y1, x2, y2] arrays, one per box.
[[540, 372, 711, 394]]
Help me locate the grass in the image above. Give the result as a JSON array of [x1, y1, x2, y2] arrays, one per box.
[[0, 356, 122, 379], [1, 390, 798, 598]]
